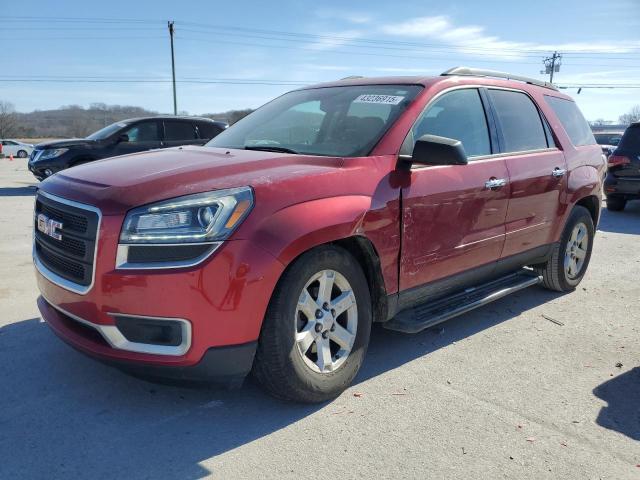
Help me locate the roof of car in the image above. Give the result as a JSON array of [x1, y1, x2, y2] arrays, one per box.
[[121, 116, 226, 125], [299, 67, 571, 99]]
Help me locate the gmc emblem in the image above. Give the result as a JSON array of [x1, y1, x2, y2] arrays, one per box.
[[37, 213, 63, 241]]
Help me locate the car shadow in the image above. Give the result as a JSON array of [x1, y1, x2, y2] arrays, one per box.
[[0, 186, 38, 197], [593, 367, 640, 441], [0, 286, 562, 479], [597, 201, 640, 235]]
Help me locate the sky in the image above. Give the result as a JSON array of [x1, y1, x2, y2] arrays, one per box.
[[2, 0, 640, 122]]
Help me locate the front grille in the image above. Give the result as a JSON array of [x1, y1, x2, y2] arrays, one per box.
[[38, 202, 88, 233], [34, 193, 100, 289]]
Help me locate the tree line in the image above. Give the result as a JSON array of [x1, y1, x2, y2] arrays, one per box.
[[1, 99, 639, 140], [0, 101, 254, 139]]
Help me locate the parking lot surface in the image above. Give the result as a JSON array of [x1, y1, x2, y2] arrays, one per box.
[[1, 157, 639, 479]]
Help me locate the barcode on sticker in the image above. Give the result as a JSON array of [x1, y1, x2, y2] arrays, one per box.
[[353, 94, 405, 105]]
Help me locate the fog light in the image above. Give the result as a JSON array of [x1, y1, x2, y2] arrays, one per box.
[[44, 169, 53, 177], [114, 315, 184, 347]]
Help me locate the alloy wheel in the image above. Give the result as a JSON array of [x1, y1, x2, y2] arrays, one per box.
[[295, 269, 357, 373], [564, 222, 589, 279]]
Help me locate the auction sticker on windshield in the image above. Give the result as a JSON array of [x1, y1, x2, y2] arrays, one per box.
[[353, 94, 405, 105]]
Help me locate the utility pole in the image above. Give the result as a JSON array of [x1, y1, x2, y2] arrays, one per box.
[[168, 21, 177, 115], [541, 51, 562, 83]]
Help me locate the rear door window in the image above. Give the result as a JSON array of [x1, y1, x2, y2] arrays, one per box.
[[125, 122, 160, 142], [164, 121, 198, 141], [197, 122, 223, 140], [488, 89, 548, 152], [545, 96, 596, 146], [403, 88, 492, 158]]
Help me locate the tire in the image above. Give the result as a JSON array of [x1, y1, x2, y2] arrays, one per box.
[[534, 206, 594, 292], [606, 196, 626, 212], [253, 245, 372, 403], [17, 150, 28, 158]]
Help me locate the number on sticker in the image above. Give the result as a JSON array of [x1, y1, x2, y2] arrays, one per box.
[[353, 95, 405, 105]]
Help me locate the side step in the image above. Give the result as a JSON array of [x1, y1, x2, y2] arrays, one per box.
[[383, 269, 542, 334]]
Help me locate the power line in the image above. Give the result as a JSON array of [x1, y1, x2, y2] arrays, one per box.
[[175, 34, 640, 69], [2, 77, 639, 89], [5, 15, 640, 56]]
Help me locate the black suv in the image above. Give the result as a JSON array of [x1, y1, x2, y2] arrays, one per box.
[[605, 122, 640, 211], [28, 116, 227, 180]]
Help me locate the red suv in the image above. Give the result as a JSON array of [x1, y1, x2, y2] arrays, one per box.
[[34, 68, 605, 402]]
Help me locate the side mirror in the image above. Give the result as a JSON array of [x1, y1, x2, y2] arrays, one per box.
[[401, 134, 468, 168], [116, 133, 129, 143]]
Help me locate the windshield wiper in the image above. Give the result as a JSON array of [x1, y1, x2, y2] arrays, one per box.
[[244, 145, 299, 154]]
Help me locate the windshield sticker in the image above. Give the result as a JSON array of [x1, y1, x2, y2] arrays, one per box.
[[353, 94, 405, 105]]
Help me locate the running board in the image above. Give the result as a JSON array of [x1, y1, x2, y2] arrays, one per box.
[[384, 270, 542, 334]]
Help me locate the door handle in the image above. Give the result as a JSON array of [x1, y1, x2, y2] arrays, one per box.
[[485, 178, 507, 190], [552, 167, 566, 178]]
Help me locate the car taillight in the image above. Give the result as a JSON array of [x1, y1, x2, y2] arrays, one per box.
[[608, 155, 631, 168]]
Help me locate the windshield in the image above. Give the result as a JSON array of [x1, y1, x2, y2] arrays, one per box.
[[594, 133, 623, 146], [86, 121, 129, 140], [206, 85, 423, 157]]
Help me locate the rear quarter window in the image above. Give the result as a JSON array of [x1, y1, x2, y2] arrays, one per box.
[[617, 125, 640, 152], [545, 96, 596, 147]]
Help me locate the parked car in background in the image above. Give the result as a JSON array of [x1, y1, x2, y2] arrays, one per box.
[[593, 129, 625, 157], [1, 139, 35, 158], [28, 116, 227, 180], [33, 68, 604, 403], [604, 122, 640, 211]]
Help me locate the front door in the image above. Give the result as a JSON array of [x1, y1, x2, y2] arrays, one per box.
[[399, 88, 510, 300]]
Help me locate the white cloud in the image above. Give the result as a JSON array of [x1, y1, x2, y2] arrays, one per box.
[[314, 8, 372, 24], [380, 16, 640, 57]]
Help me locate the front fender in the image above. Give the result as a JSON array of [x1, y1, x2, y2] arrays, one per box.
[[250, 195, 373, 266]]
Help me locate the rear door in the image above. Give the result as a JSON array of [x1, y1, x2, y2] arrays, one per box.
[[162, 120, 201, 148], [486, 88, 567, 259], [399, 88, 510, 297]]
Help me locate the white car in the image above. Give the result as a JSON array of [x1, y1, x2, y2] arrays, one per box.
[[0, 139, 34, 158]]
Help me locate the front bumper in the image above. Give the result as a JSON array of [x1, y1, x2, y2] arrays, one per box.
[[36, 235, 284, 380], [39, 296, 257, 383], [28, 161, 59, 180]]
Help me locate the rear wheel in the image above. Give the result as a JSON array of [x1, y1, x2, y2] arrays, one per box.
[[253, 245, 371, 403], [534, 206, 594, 292], [606, 196, 626, 212]]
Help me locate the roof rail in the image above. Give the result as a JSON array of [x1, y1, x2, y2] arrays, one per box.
[[441, 67, 558, 91], [341, 75, 365, 80]]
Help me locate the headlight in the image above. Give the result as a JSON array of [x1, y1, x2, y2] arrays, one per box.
[[119, 186, 254, 245], [38, 148, 69, 160]]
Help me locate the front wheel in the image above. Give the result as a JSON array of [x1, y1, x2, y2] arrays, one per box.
[[253, 245, 371, 403], [534, 206, 594, 292], [17, 150, 28, 158]]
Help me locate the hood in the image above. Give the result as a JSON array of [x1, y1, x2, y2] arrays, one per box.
[[40, 146, 362, 215], [36, 138, 95, 149]]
